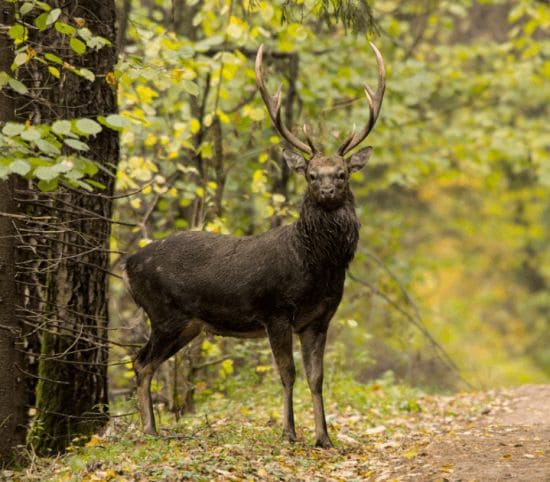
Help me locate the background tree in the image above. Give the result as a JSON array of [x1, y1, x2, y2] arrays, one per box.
[[110, 0, 549, 412]]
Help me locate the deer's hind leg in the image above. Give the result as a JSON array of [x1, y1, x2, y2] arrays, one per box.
[[134, 318, 201, 435]]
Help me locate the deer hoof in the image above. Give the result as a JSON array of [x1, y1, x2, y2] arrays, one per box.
[[283, 429, 297, 443], [143, 426, 158, 436], [315, 436, 334, 449]]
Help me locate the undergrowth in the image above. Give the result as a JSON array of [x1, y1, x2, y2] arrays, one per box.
[[10, 371, 426, 481]]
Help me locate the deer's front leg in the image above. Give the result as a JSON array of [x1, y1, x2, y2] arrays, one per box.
[[266, 321, 297, 443], [299, 327, 333, 448]]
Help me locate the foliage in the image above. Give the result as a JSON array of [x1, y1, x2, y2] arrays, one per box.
[[3, 0, 549, 458], [13, 371, 428, 480], [0, 0, 126, 190], [110, 0, 550, 403], [0, 119, 115, 191]]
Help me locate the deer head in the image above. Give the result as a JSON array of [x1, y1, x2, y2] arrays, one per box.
[[255, 43, 385, 208]]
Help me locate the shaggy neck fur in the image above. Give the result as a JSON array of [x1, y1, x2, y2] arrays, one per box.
[[295, 188, 360, 271]]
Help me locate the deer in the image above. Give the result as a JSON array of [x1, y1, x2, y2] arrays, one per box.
[[122, 42, 385, 448]]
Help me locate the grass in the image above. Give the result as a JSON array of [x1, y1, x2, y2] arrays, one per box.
[[11, 370, 427, 481]]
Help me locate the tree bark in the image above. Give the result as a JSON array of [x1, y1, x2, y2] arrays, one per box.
[[14, 0, 119, 454], [0, 179, 27, 467], [0, 5, 28, 467]]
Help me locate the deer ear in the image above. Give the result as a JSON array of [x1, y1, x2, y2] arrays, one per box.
[[346, 146, 373, 173], [283, 149, 308, 175]]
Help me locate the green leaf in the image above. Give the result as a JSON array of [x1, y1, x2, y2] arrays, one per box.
[[20, 2, 34, 15], [20, 127, 42, 141], [44, 52, 63, 65], [35, 139, 60, 155], [75, 118, 102, 136], [53, 160, 73, 174], [9, 159, 31, 176], [13, 52, 29, 67], [0, 165, 10, 179], [8, 78, 28, 94], [85, 179, 105, 189], [64, 168, 84, 180], [77, 68, 95, 81], [99, 114, 128, 130], [2, 122, 25, 137], [51, 120, 72, 136], [78, 158, 99, 175], [77, 27, 93, 43], [87, 36, 108, 50], [182, 79, 200, 96], [37, 178, 58, 192], [64, 138, 89, 151], [34, 12, 49, 31], [35, 1, 52, 11], [178, 46, 194, 59], [54, 21, 75, 35], [8, 24, 27, 42], [0, 72, 9, 88], [48, 66, 60, 78], [46, 8, 61, 26], [34, 165, 58, 181], [69, 37, 86, 55]]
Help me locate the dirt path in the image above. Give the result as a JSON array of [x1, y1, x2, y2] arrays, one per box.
[[391, 385, 550, 481]]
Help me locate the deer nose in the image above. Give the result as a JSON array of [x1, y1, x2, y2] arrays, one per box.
[[321, 186, 335, 197]]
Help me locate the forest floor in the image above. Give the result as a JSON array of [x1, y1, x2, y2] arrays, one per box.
[[7, 381, 550, 481], [388, 384, 550, 481]]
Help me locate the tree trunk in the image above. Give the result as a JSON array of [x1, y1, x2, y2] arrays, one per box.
[[15, 1, 119, 454], [0, 179, 27, 467], [0, 5, 27, 467]]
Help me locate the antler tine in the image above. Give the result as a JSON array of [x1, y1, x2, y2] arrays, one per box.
[[302, 124, 318, 153], [337, 124, 357, 156], [255, 45, 312, 155], [338, 41, 386, 156]]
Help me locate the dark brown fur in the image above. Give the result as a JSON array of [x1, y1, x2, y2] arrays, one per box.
[[124, 148, 373, 447]]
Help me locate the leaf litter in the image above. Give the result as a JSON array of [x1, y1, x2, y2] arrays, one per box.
[[10, 385, 550, 481]]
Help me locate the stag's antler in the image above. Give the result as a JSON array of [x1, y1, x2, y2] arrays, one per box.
[[338, 42, 386, 156], [255, 45, 314, 156]]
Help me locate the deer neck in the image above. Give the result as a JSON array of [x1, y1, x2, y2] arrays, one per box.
[[295, 189, 360, 270]]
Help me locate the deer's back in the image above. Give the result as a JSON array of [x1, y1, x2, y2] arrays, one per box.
[[123, 227, 345, 334]]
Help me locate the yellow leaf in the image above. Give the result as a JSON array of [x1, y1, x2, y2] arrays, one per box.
[[217, 110, 230, 124], [220, 358, 234, 375], [144, 133, 157, 147], [227, 16, 247, 39], [251, 169, 267, 193], [136, 85, 158, 103], [403, 449, 417, 459], [190, 118, 201, 134], [105, 71, 117, 86], [85, 434, 103, 447]]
